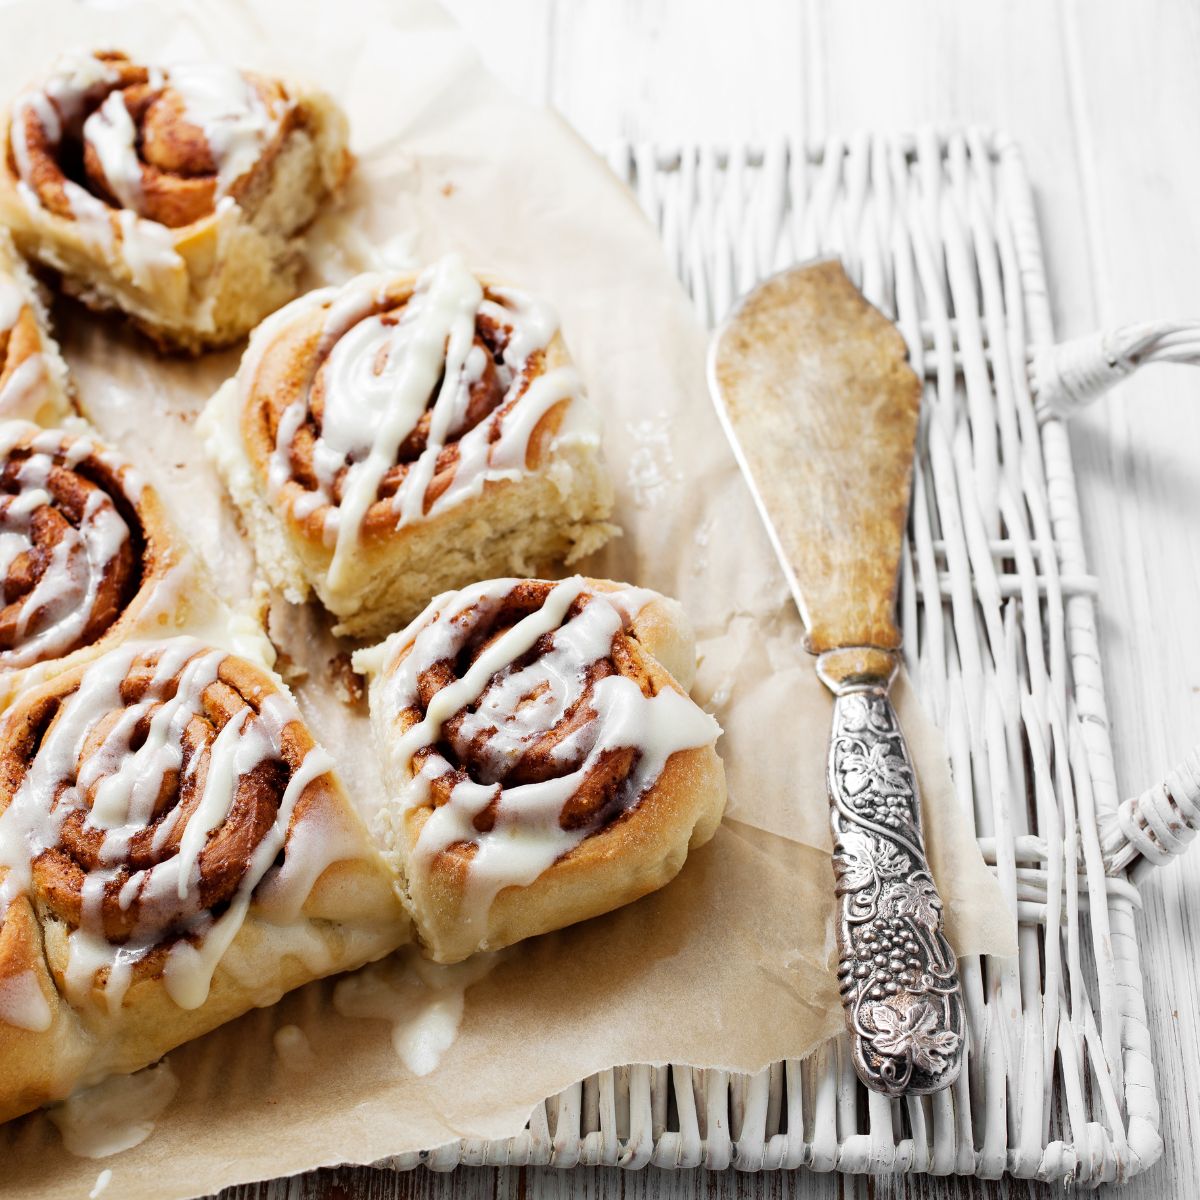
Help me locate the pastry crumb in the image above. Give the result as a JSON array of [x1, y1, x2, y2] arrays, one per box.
[[330, 652, 365, 707]]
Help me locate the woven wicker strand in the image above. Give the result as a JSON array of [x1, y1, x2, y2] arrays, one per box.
[[380, 128, 1195, 1186]]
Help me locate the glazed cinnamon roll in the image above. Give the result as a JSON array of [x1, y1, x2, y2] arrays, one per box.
[[205, 254, 617, 638], [0, 229, 70, 427], [354, 576, 725, 963], [0, 637, 405, 1121], [0, 50, 352, 353], [0, 422, 181, 700]]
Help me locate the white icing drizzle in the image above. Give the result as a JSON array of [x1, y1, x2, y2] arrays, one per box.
[[0, 968, 53, 1031], [0, 427, 134, 667], [363, 578, 719, 937], [11, 52, 119, 184], [10, 53, 283, 281], [272, 1022, 316, 1071], [252, 801, 367, 924], [210, 920, 339, 1009], [166, 61, 284, 195], [0, 270, 58, 422], [0, 637, 346, 1014], [113, 211, 185, 291], [13, 54, 281, 208], [11, 53, 122, 251], [82, 91, 143, 212], [332, 947, 497, 1076], [318, 256, 480, 584], [47, 1061, 178, 1159], [63, 182, 116, 252], [89, 1169, 113, 1198], [0, 278, 24, 331], [0, 353, 50, 419], [255, 256, 581, 593], [162, 743, 334, 1011]]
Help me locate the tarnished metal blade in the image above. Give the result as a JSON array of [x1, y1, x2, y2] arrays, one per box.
[[708, 258, 921, 655]]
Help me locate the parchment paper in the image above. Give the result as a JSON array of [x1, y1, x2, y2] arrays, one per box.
[[0, 1, 1018, 1196]]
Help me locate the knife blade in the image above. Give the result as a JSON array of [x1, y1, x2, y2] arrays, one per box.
[[708, 258, 964, 1097]]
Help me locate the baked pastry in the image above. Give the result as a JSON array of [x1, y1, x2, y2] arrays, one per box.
[[0, 420, 183, 703], [0, 50, 352, 353], [203, 254, 617, 639], [0, 636, 406, 1121], [0, 228, 71, 426], [354, 576, 726, 963]]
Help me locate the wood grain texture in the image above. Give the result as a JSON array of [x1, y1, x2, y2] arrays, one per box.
[[1058, 4, 1200, 1197], [214, 0, 1200, 1195]]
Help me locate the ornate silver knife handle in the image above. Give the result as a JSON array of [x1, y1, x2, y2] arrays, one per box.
[[827, 686, 965, 1096]]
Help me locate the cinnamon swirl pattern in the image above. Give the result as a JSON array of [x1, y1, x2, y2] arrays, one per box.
[[0, 229, 70, 427], [1, 50, 353, 352], [355, 576, 725, 963], [206, 255, 616, 638], [0, 637, 405, 1121], [0, 422, 180, 692]]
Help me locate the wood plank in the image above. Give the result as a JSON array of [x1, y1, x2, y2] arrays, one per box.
[[1057, 2, 1200, 1197], [218, 1163, 1071, 1199], [814, 0, 1097, 334], [544, 0, 808, 147]]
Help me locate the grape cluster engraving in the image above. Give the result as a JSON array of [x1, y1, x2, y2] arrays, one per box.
[[829, 689, 964, 1095]]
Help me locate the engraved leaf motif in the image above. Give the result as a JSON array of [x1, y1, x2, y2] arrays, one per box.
[[836, 830, 911, 890], [840, 742, 910, 797], [840, 694, 892, 735], [866, 1001, 961, 1073], [890, 879, 942, 930]]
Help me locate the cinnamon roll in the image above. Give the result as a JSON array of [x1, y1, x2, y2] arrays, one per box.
[[204, 255, 617, 638], [0, 50, 352, 353], [0, 637, 405, 1121], [0, 229, 70, 427], [354, 576, 725, 963], [0, 421, 182, 702]]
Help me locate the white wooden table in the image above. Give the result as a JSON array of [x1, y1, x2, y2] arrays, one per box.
[[225, 2, 1200, 1196]]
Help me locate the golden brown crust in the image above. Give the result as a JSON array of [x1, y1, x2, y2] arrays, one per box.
[[362, 577, 726, 963], [0, 640, 406, 1122], [0, 893, 93, 1118], [413, 740, 724, 962]]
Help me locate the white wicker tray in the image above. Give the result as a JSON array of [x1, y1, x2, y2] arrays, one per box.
[[382, 129, 1200, 1186]]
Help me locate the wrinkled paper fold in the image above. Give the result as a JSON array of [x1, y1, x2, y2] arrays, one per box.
[[0, 1, 1017, 1195]]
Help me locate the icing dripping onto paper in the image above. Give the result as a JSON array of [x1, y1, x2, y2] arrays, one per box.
[[47, 1062, 178, 1159], [333, 948, 499, 1077]]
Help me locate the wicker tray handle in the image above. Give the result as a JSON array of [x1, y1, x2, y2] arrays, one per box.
[[1032, 320, 1200, 419], [1103, 749, 1200, 879], [1033, 320, 1200, 879]]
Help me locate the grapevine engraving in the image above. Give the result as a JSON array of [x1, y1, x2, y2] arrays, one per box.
[[829, 689, 964, 1095]]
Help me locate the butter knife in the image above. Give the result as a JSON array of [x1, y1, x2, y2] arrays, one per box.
[[708, 258, 964, 1096]]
